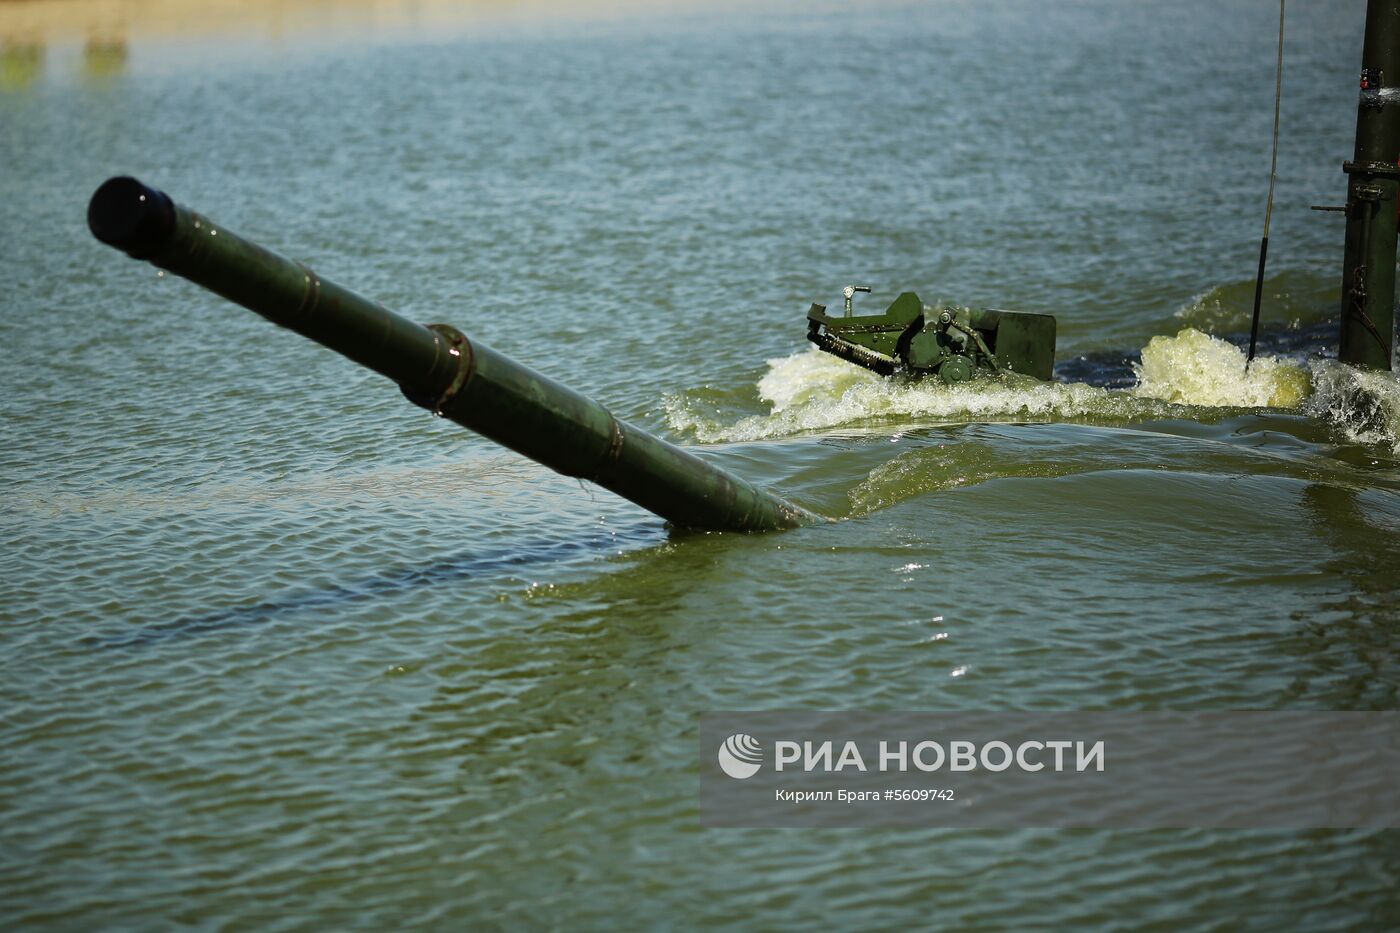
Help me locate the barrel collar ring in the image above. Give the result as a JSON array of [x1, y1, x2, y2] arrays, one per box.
[[425, 323, 474, 417], [292, 260, 322, 319]]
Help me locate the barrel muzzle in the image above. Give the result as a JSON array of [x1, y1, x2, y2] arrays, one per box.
[[87, 176, 176, 259]]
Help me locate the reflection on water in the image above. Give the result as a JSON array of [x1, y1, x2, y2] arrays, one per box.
[[0, 0, 758, 44], [0, 0, 776, 92], [0, 40, 43, 90], [81, 37, 127, 83], [0, 33, 128, 91]]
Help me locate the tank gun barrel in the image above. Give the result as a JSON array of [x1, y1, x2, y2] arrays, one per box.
[[87, 176, 820, 532]]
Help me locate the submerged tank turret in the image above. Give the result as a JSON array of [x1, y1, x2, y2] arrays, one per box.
[[806, 286, 1056, 383]]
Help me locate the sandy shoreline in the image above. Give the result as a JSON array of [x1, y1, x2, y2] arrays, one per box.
[[0, 0, 746, 44]]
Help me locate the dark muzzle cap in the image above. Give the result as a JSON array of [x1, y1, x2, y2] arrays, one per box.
[[88, 176, 176, 259]]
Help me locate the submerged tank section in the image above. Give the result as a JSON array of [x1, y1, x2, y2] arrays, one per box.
[[806, 286, 1056, 382]]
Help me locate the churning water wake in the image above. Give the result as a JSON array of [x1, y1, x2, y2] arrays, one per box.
[[666, 328, 1400, 455], [1309, 356, 1400, 454]]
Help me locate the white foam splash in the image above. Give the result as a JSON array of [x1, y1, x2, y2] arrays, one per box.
[[1308, 358, 1400, 455], [664, 347, 1169, 442], [665, 329, 1399, 456], [1131, 328, 1310, 408]]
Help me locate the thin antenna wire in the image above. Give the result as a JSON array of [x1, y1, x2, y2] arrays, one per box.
[[1246, 0, 1286, 371]]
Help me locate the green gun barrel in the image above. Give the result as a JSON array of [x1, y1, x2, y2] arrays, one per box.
[[87, 177, 820, 532]]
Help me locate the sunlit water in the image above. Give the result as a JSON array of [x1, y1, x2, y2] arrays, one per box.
[[3, 0, 1399, 927]]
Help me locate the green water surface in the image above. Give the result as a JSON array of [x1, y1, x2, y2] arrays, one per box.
[[2, 0, 1398, 927]]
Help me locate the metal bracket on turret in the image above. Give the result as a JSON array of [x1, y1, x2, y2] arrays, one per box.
[[1360, 87, 1400, 109], [1343, 160, 1400, 178], [938, 311, 1004, 374], [1359, 69, 1400, 109], [1361, 86, 1400, 112]]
